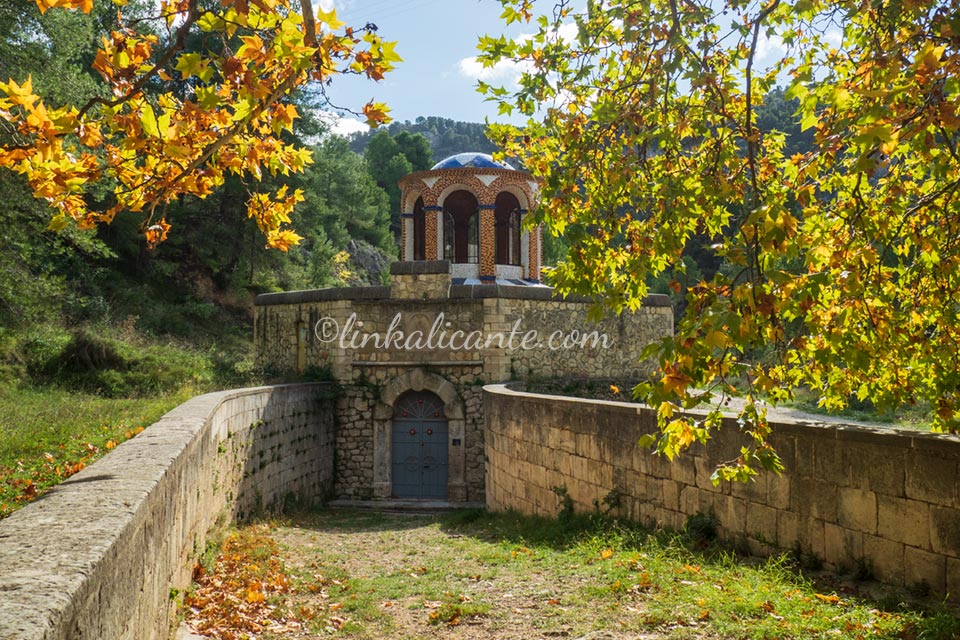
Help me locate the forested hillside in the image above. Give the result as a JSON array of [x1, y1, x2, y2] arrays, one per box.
[[0, 0, 812, 395], [0, 0, 403, 397], [349, 116, 497, 160]]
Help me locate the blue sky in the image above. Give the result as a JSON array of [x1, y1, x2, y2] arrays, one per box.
[[317, 0, 531, 134], [314, 0, 821, 136]]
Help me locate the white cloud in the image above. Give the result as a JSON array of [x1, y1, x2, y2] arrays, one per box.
[[306, 111, 370, 143], [755, 32, 786, 61], [824, 29, 843, 49], [330, 116, 369, 137], [457, 22, 579, 85], [457, 56, 530, 83]]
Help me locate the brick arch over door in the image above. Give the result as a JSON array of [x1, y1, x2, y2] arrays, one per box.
[[370, 368, 467, 501]]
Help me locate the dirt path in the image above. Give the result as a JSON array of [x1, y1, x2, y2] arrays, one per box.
[[266, 510, 666, 640], [180, 509, 957, 640]]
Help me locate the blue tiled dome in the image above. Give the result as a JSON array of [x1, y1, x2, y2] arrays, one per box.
[[430, 152, 513, 170]]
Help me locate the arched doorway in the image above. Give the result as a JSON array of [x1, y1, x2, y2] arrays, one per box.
[[494, 191, 522, 266], [392, 391, 449, 499], [413, 196, 426, 261], [442, 189, 479, 264]]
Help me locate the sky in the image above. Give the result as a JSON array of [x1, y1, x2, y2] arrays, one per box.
[[315, 0, 532, 135], [313, 0, 815, 137]]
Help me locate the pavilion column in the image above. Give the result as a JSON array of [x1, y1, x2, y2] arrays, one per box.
[[422, 202, 442, 260], [400, 213, 412, 261], [479, 204, 496, 281], [528, 221, 541, 282]]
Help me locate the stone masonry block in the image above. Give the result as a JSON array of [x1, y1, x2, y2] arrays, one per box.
[[575, 433, 601, 460], [570, 456, 592, 483], [790, 477, 838, 521], [844, 444, 905, 497], [766, 474, 791, 510], [837, 487, 878, 534], [804, 518, 826, 560], [745, 502, 778, 543], [904, 546, 946, 594], [668, 458, 696, 486], [823, 523, 862, 569], [863, 534, 905, 585], [661, 480, 680, 511], [644, 451, 674, 480], [556, 430, 578, 455], [694, 456, 723, 492], [877, 495, 930, 549], [948, 558, 960, 600], [680, 485, 701, 515], [695, 488, 717, 516], [730, 475, 768, 503], [905, 452, 958, 507], [930, 506, 960, 557], [713, 494, 747, 532]]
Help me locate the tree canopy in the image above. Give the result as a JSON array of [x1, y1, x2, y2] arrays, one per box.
[[349, 116, 498, 160], [0, 0, 399, 251], [479, 0, 960, 479]]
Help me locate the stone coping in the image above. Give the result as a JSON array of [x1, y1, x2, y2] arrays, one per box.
[[254, 286, 392, 305], [255, 284, 672, 307], [486, 383, 960, 453], [390, 260, 451, 275], [0, 383, 332, 640]]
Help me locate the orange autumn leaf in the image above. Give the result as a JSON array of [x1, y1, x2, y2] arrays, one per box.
[[3, 0, 399, 251], [144, 220, 171, 249], [362, 100, 391, 127]]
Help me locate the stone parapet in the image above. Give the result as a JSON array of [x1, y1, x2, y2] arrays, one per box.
[[0, 384, 336, 640], [253, 282, 672, 502], [483, 383, 960, 600]]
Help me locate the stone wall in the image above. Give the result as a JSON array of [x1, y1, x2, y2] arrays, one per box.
[[254, 267, 673, 502], [0, 384, 336, 640], [484, 384, 960, 599]]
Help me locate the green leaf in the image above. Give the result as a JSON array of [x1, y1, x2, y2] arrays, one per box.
[[140, 103, 159, 138], [637, 434, 657, 449]]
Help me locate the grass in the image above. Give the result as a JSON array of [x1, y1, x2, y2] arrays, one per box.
[[0, 317, 269, 519], [184, 509, 960, 640], [781, 388, 932, 430], [0, 385, 191, 518], [524, 377, 936, 431]]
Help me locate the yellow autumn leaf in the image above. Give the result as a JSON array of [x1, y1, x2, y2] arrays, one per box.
[[316, 6, 344, 30]]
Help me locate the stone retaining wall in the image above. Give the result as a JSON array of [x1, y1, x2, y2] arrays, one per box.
[[254, 271, 673, 502], [0, 384, 336, 640], [484, 384, 960, 599]]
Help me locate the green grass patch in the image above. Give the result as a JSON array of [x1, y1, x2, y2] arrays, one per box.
[[783, 388, 932, 430], [0, 313, 275, 519], [0, 385, 190, 518], [248, 509, 960, 640]]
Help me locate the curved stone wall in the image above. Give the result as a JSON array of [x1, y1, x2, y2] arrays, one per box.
[[254, 278, 673, 502], [0, 384, 336, 640], [484, 384, 960, 599]]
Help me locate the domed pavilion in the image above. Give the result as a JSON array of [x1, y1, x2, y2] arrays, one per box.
[[397, 152, 543, 284]]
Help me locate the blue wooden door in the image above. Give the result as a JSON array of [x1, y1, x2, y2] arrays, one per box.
[[392, 391, 448, 499]]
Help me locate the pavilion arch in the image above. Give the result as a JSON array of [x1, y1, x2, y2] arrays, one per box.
[[439, 188, 480, 264], [401, 188, 424, 214], [401, 190, 427, 261], [437, 182, 481, 207], [493, 183, 532, 211], [370, 368, 467, 501]]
